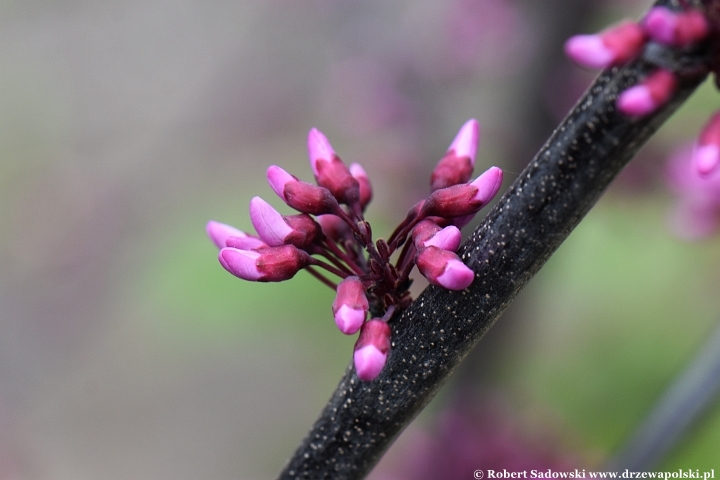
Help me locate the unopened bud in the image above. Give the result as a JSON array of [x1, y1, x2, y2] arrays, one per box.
[[218, 245, 310, 282], [416, 246, 474, 290], [349, 163, 373, 210], [307, 128, 360, 205], [431, 119, 479, 190], [332, 276, 369, 335], [643, 7, 709, 47], [353, 319, 391, 381], [316, 214, 351, 242], [565, 20, 645, 69], [617, 69, 676, 117], [412, 220, 462, 251], [266, 165, 341, 215], [206, 221, 251, 249], [422, 166, 503, 218], [249, 197, 321, 248]]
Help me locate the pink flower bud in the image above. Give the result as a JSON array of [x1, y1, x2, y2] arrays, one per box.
[[266, 165, 341, 215], [206, 220, 248, 249], [416, 246, 474, 290], [353, 319, 391, 381], [225, 235, 268, 251], [565, 20, 645, 69], [316, 214, 351, 242], [332, 276, 369, 335], [307, 128, 360, 205], [643, 7, 709, 47], [422, 166, 503, 218], [617, 69, 676, 117], [249, 197, 320, 248], [694, 112, 720, 176], [431, 119, 479, 190], [349, 163, 373, 209], [412, 220, 462, 251], [218, 245, 310, 282]]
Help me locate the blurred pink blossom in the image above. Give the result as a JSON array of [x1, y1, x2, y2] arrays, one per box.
[[665, 143, 720, 239]]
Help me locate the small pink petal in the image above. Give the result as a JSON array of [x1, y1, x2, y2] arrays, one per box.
[[334, 305, 366, 335], [307, 128, 336, 176], [448, 119, 480, 165], [643, 7, 678, 45], [225, 235, 267, 250], [266, 165, 296, 201], [564, 34, 615, 69], [206, 220, 246, 249], [436, 259, 475, 290], [694, 144, 720, 176], [423, 225, 462, 251], [249, 197, 293, 246], [617, 85, 656, 116], [353, 345, 387, 382], [470, 166, 503, 205], [218, 248, 262, 281]]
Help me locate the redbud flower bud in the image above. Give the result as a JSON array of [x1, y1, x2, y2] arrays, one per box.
[[218, 245, 310, 282], [412, 220, 462, 251], [431, 119, 479, 190], [353, 319, 391, 381], [349, 163, 373, 210], [206, 220, 250, 249], [249, 197, 320, 248], [694, 112, 720, 176], [316, 214, 351, 242], [643, 7, 709, 47], [617, 69, 676, 117], [416, 246, 474, 290], [332, 276, 369, 335], [421, 166, 503, 218], [307, 128, 360, 205], [266, 165, 341, 215], [565, 20, 645, 69]]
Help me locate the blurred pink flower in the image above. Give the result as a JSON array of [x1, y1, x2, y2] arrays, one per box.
[[369, 391, 581, 479], [665, 143, 720, 239]]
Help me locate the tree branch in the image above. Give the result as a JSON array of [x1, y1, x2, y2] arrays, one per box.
[[278, 1, 713, 478]]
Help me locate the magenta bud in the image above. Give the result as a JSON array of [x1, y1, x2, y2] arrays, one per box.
[[249, 196, 320, 248], [206, 220, 248, 249], [225, 235, 268, 250], [565, 20, 645, 69], [307, 128, 360, 205], [332, 276, 369, 335], [422, 166, 503, 218], [349, 163, 373, 210], [266, 165, 341, 215], [694, 112, 720, 176], [353, 319, 391, 381], [316, 214, 351, 242], [426, 225, 462, 251], [416, 246, 474, 290], [617, 69, 676, 117], [249, 197, 293, 246], [643, 7, 708, 47], [431, 119, 479, 190], [413, 220, 461, 251], [218, 245, 310, 282]]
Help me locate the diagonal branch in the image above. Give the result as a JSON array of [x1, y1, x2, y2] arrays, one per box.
[[278, 1, 713, 478]]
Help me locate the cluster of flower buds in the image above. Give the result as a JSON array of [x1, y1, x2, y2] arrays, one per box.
[[564, 5, 710, 117], [207, 119, 503, 381]]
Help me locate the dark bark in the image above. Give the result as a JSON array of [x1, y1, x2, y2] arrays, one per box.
[[278, 1, 714, 478]]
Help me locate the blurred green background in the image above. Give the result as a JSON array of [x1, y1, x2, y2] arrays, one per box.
[[1, 0, 719, 478]]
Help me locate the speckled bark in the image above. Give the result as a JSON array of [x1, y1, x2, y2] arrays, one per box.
[[278, 1, 714, 478]]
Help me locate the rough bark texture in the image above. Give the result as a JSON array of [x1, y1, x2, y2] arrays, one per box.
[[278, 1, 714, 478]]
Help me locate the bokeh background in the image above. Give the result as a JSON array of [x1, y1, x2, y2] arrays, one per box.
[[1, 0, 719, 478]]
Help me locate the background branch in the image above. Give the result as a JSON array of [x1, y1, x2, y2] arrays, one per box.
[[279, 1, 713, 478]]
